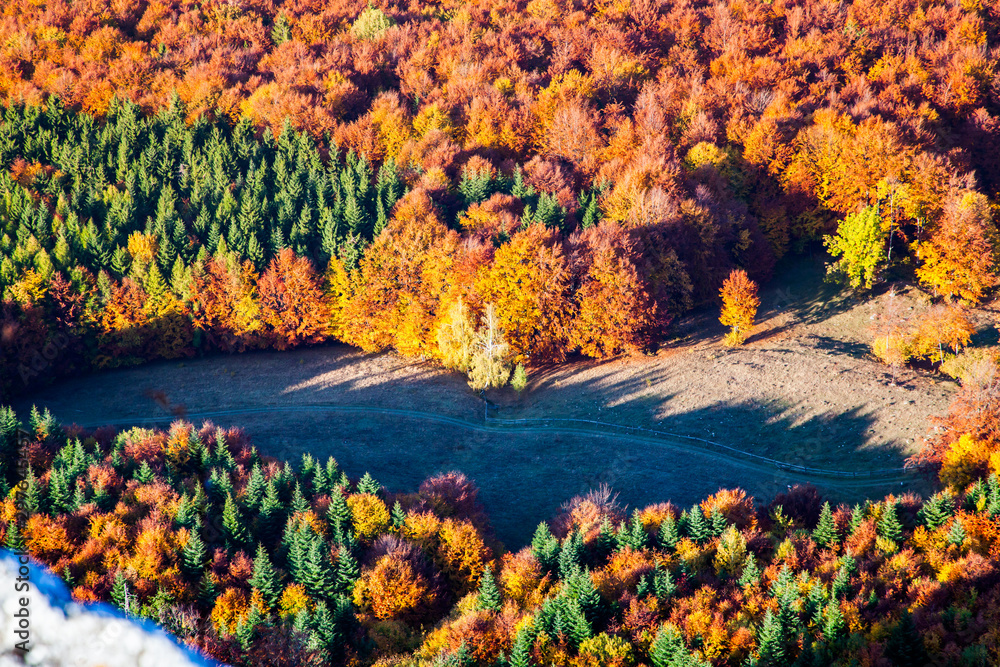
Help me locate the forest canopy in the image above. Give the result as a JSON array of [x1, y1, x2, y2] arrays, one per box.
[[1, 0, 999, 397]]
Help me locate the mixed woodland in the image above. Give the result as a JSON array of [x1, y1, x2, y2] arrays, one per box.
[[3, 0, 1000, 664], [0, 0, 999, 398], [3, 385, 1000, 666]]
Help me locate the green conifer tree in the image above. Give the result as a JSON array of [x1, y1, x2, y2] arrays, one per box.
[[257, 480, 284, 543], [531, 523, 560, 573], [658, 514, 680, 550], [134, 461, 155, 484], [739, 553, 761, 588], [336, 549, 361, 595], [244, 463, 266, 511], [391, 501, 406, 529], [357, 472, 380, 495], [222, 493, 249, 549], [947, 517, 966, 546], [649, 623, 685, 667], [250, 544, 283, 608], [559, 531, 584, 579], [813, 502, 838, 548], [918, 492, 953, 530], [756, 609, 785, 667], [509, 622, 535, 667], [181, 531, 207, 577], [686, 506, 710, 544], [22, 466, 44, 516], [303, 539, 337, 600], [478, 565, 501, 612], [878, 501, 903, 543]]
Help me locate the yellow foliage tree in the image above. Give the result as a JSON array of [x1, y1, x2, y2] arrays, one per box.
[[940, 434, 991, 491], [719, 269, 759, 346], [347, 493, 391, 541]]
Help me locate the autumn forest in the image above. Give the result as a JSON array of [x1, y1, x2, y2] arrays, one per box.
[[2, 0, 1000, 663]]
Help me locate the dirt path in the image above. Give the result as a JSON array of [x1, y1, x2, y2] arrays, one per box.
[[10, 256, 975, 545]]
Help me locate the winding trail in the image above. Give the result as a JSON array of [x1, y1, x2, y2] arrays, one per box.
[[76, 403, 921, 491]]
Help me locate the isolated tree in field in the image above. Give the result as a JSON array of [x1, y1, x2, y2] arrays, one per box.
[[910, 304, 975, 363], [871, 288, 912, 383], [719, 269, 759, 346], [824, 206, 887, 290], [467, 304, 512, 390]]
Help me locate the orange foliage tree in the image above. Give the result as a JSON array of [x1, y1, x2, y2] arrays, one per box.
[[718, 269, 759, 346], [475, 224, 573, 363], [257, 249, 330, 350], [569, 221, 657, 357]]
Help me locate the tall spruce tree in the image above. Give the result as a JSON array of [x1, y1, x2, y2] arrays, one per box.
[[477, 565, 501, 613], [249, 544, 282, 608], [813, 502, 838, 548], [531, 523, 560, 573], [878, 501, 903, 543]]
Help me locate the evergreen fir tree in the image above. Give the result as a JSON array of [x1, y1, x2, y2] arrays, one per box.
[[559, 531, 584, 579], [357, 472, 380, 495], [48, 467, 71, 512], [653, 568, 676, 601], [133, 460, 154, 484], [884, 611, 927, 667], [222, 493, 249, 549], [236, 602, 263, 650], [174, 493, 194, 529], [509, 623, 535, 667], [756, 609, 785, 667], [710, 506, 727, 536], [286, 524, 311, 584], [4, 522, 25, 551], [739, 553, 761, 588], [947, 517, 966, 546], [328, 488, 352, 542], [477, 565, 501, 613], [686, 506, 710, 544], [257, 480, 285, 543], [561, 597, 592, 648], [181, 531, 207, 577], [336, 549, 360, 595], [198, 571, 218, 606], [565, 569, 602, 624], [823, 600, 845, 643], [813, 502, 837, 548], [244, 463, 266, 511], [303, 539, 337, 600], [594, 519, 616, 559], [111, 572, 133, 615], [250, 544, 282, 608], [627, 512, 649, 549], [531, 523, 560, 573], [649, 623, 685, 667], [987, 474, 1000, 516], [391, 501, 406, 529], [658, 514, 680, 550], [849, 504, 866, 534], [22, 466, 44, 516], [878, 501, 903, 543], [291, 482, 309, 515], [918, 492, 953, 530]]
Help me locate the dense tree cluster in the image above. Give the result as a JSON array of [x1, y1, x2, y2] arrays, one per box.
[[3, 407, 1000, 666], [2, 0, 999, 398]]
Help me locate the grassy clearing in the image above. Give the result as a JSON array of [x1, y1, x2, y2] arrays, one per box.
[[11, 256, 961, 545]]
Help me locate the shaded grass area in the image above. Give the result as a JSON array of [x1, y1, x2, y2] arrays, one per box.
[[50, 401, 927, 548], [8, 254, 948, 546]]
